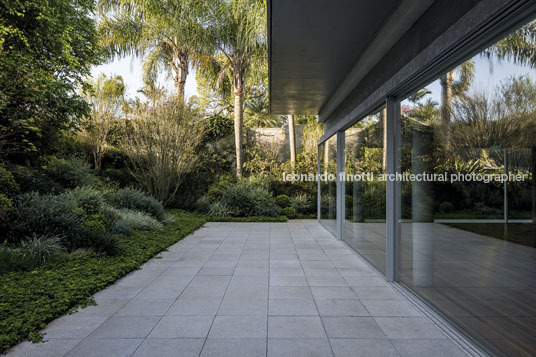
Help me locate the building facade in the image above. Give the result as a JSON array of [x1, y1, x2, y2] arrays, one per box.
[[269, 1, 536, 355]]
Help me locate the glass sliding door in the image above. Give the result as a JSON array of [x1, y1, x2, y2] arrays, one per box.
[[344, 108, 387, 274], [319, 135, 337, 235], [398, 21, 536, 356]]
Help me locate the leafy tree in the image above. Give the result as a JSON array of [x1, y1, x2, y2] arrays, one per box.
[[98, 0, 209, 103], [0, 0, 101, 159], [81, 74, 126, 170], [201, 0, 267, 177]]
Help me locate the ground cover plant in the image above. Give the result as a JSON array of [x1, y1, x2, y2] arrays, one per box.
[[0, 210, 206, 353]]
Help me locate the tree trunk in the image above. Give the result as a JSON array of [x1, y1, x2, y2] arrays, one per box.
[[171, 50, 189, 104], [288, 115, 296, 174], [234, 90, 243, 177], [440, 69, 455, 150]]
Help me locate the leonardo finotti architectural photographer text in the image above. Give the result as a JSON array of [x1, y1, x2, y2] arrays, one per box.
[[282, 172, 527, 183]]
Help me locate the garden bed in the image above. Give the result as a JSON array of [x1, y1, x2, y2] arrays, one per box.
[[0, 210, 206, 353]]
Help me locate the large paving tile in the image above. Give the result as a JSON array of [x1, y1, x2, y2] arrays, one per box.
[[270, 275, 309, 287], [374, 317, 448, 339], [133, 338, 204, 357], [267, 338, 333, 357], [6, 339, 81, 357], [74, 300, 127, 317], [115, 298, 175, 316], [311, 287, 357, 300], [316, 299, 369, 316], [167, 297, 222, 315], [269, 286, 312, 300], [208, 316, 267, 338], [307, 275, 348, 287], [218, 297, 268, 315], [42, 316, 108, 339], [89, 316, 160, 339], [201, 339, 266, 357], [361, 300, 421, 317], [391, 339, 467, 357], [148, 316, 214, 338], [268, 316, 326, 338], [268, 299, 318, 316], [330, 338, 400, 357], [322, 317, 386, 338], [66, 338, 143, 357], [351, 286, 404, 300]]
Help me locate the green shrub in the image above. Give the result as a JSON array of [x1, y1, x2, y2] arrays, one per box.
[[438, 201, 455, 213], [0, 234, 63, 273], [67, 186, 106, 215], [8, 192, 118, 254], [208, 201, 231, 217], [195, 195, 211, 213], [109, 187, 166, 222], [290, 193, 313, 214], [205, 175, 235, 201], [109, 209, 163, 234], [44, 157, 95, 189], [171, 172, 215, 209], [0, 194, 12, 221], [9, 166, 64, 194], [275, 194, 291, 208], [220, 181, 281, 217], [0, 167, 19, 197], [281, 206, 297, 219]]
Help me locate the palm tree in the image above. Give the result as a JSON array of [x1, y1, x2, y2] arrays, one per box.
[[97, 0, 208, 103], [202, 0, 266, 177]]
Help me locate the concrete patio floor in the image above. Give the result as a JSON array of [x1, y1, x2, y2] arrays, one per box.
[[5, 220, 469, 357]]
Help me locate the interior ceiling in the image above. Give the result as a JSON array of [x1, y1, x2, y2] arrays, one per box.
[[269, 0, 402, 115]]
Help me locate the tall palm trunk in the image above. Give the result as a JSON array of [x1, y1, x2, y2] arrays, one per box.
[[233, 75, 244, 177], [440, 69, 455, 150], [288, 115, 296, 174], [171, 49, 189, 104]]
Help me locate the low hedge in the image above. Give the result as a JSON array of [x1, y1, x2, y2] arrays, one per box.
[[208, 215, 288, 222], [0, 210, 206, 353]]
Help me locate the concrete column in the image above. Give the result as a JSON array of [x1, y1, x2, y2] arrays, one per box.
[[386, 98, 400, 282], [336, 131, 345, 240]]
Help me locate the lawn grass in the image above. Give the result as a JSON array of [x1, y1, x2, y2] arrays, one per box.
[[0, 210, 206, 353], [445, 223, 536, 247]]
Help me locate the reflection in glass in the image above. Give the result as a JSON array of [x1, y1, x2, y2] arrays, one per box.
[[399, 46, 536, 355], [344, 108, 386, 274], [319, 135, 337, 235]]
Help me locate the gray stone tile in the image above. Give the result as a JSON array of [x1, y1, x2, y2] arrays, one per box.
[[74, 300, 127, 316], [167, 297, 222, 315], [115, 298, 175, 316], [344, 276, 387, 287], [361, 300, 421, 317], [89, 316, 160, 338], [270, 267, 305, 276], [322, 317, 386, 338], [307, 275, 348, 287], [93, 284, 145, 300], [6, 339, 81, 357], [42, 316, 108, 339], [270, 275, 309, 287], [311, 287, 357, 300], [391, 339, 467, 357], [66, 338, 143, 357], [148, 316, 214, 338], [133, 338, 204, 357], [209, 316, 267, 338], [198, 267, 235, 276], [268, 316, 326, 338], [352, 286, 404, 300], [374, 317, 447, 339], [269, 287, 312, 300], [316, 299, 369, 316], [267, 338, 333, 357], [330, 338, 400, 357], [218, 297, 268, 316], [268, 299, 318, 316], [201, 339, 266, 357]]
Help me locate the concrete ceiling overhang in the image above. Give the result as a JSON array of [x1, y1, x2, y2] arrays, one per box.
[[268, 0, 435, 119]]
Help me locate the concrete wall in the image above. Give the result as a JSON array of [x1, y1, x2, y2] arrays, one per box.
[[246, 125, 304, 163]]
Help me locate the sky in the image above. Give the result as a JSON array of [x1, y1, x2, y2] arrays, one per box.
[[91, 56, 199, 101], [91, 50, 536, 108]]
